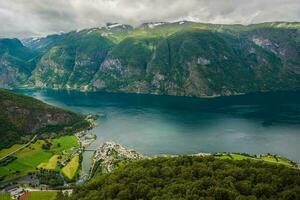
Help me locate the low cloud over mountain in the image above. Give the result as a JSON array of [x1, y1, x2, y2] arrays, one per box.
[[0, 0, 300, 38]]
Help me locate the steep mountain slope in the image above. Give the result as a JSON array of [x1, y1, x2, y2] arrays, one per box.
[[91, 22, 300, 96], [0, 39, 38, 88], [23, 22, 300, 96], [0, 89, 88, 149], [22, 33, 65, 54], [30, 31, 115, 90]]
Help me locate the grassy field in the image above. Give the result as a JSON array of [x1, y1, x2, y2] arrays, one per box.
[[62, 155, 80, 180], [28, 191, 57, 200], [0, 193, 12, 200], [261, 155, 294, 167], [216, 153, 294, 167], [51, 136, 78, 154], [0, 144, 23, 159], [218, 153, 251, 160], [0, 140, 52, 179], [0, 136, 78, 180], [38, 155, 59, 170]]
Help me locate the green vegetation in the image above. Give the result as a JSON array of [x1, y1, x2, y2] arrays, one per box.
[[28, 191, 57, 200], [0, 89, 88, 150], [62, 155, 80, 180], [30, 32, 114, 89], [0, 144, 23, 159], [0, 89, 86, 183], [216, 153, 295, 167], [51, 136, 78, 154], [2, 22, 300, 97], [36, 169, 64, 186], [217, 153, 252, 161], [65, 156, 300, 200], [0, 38, 38, 88], [0, 135, 78, 181], [20, 21, 300, 98], [38, 155, 59, 170], [261, 155, 294, 167], [0, 193, 12, 200]]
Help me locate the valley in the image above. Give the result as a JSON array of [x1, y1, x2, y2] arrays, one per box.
[[0, 89, 96, 199], [1, 19, 300, 200]]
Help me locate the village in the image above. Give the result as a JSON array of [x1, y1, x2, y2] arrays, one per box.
[[90, 141, 144, 176]]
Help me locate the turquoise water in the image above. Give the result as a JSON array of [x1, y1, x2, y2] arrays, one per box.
[[16, 89, 300, 174]]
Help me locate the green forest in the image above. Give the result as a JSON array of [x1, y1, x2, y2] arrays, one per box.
[[0, 89, 89, 149], [63, 156, 300, 200]]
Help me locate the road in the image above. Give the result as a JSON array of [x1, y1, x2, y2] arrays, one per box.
[[0, 135, 37, 161]]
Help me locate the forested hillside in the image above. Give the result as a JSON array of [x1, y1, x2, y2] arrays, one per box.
[[0, 89, 88, 149], [0, 39, 38, 88], [63, 156, 300, 200]]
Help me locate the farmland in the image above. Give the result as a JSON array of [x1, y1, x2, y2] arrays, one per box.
[[0, 136, 79, 181], [62, 155, 80, 180], [38, 155, 59, 170]]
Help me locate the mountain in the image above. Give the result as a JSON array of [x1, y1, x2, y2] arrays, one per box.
[[29, 30, 115, 90], [0, 38, 38, 88], [62, 156, 300, 200], [21, 33, 65, 54], [0, 89, 88, 149], [3, 21, 300, 97]]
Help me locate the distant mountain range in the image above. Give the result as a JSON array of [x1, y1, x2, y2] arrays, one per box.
[[1, 21, 300, 97]]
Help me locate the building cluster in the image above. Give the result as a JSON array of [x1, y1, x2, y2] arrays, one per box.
[[3, 185, 24, 199]]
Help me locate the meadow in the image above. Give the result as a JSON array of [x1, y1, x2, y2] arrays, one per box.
[[217, 153, 294, 167], [0, 144, 23, 159], [27, 191, 57, 200], [0, 136, 78, 181]]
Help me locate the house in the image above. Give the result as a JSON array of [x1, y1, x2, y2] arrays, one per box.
[[5, 185, 24, 199]]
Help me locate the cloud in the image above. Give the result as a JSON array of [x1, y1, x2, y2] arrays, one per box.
[[0, 0, 299, 38]]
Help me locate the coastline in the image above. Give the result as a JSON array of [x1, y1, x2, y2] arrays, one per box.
[[13, 86, 300, 100], [88, 141, 299, 180]]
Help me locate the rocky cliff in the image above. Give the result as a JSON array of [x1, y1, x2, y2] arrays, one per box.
[[0, 39, 37, 88]]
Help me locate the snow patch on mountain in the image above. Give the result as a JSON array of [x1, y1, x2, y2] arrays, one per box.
[[148, 22, 165, 28]]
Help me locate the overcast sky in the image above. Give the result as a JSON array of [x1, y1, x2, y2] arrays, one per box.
[[0, 0, 300, 38]]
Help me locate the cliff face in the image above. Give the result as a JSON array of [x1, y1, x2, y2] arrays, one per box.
[[91, 24, 300, 97], [0, 39, 37, 88], [0, 89, 86, 149], [2, 22, 300, 97], [30, 33, 114, 91]]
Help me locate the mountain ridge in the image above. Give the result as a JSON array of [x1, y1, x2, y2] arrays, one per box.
[[1, 21, 300, 97]]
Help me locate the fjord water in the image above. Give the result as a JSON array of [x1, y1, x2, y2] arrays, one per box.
[[16, 90, 300, 174]]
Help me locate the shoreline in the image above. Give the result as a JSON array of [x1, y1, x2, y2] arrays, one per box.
[[13, 87, 300, 100], [88, 141, 299, 179]]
